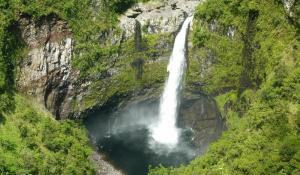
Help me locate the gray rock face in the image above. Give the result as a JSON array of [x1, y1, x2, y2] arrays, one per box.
[[18, 15, 77, 119], [92, 151, 124, 175], [119, 17, 137, 40], [179, 92, 224, 153], [120, 0, 201, 39], [283, 0, 296, 17]]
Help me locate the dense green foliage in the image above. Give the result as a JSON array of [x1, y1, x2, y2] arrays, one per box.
[[0, 95, 94, 174], [105, 0, 150, 13], [151, 0, 300, 174]]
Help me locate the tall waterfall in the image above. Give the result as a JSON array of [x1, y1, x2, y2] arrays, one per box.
[[151, 16, 193, 147]]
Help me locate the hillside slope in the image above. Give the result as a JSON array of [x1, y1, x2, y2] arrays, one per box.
[[0, 95, 94, 174]]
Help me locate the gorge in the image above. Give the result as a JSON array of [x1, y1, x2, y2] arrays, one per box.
[[0, 0, 299, 175]]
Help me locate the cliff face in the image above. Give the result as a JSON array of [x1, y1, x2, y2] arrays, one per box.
[[120, 0, 200, 38], [17, 15, 77, 119], [17, 0, 201, 119]]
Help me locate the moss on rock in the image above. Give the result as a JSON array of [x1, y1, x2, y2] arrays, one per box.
[[72, 32, 173, 114]]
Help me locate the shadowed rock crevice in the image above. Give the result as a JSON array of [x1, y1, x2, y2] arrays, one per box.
[[240, 10, 260, 92]]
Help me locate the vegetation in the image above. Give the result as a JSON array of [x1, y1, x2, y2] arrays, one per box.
[[105, 0, 151, 13], [150, 0, 300, 174], [0, 95, 94, 174]]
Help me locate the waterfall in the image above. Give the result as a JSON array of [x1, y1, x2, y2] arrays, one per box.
[[150, 16, 193, 147]]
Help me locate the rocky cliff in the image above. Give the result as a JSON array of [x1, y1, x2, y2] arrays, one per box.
[[17, 0, 201, 119], [17, 15, 78, 119], [120, 0, 200, 38]]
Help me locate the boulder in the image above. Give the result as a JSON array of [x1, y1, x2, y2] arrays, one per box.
[[283, 0, 296, 17]]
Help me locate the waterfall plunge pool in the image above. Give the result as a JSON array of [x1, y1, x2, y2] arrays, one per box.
[[84, 94, 224, 175]]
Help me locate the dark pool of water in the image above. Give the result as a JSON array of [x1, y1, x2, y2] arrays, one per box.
[[84, 100, 197, 175], [98, 128, 194, 175]]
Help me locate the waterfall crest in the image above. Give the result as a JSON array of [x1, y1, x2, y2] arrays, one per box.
[[150, 16, 193, 147]]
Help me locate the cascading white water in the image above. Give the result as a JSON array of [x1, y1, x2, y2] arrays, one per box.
[[150, 16, 193, 147]]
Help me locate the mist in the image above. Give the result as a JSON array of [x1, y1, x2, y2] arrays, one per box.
[[84, 99, 198, 175]]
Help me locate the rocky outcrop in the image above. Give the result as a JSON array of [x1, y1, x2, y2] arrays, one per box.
[[91, 151, 124, 175], [120, 0, 201, 39], [282, 0, 299, 28], [283, 0, 296, 17], [179, 92, 224, 153], [17, 15, 77, 119]]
